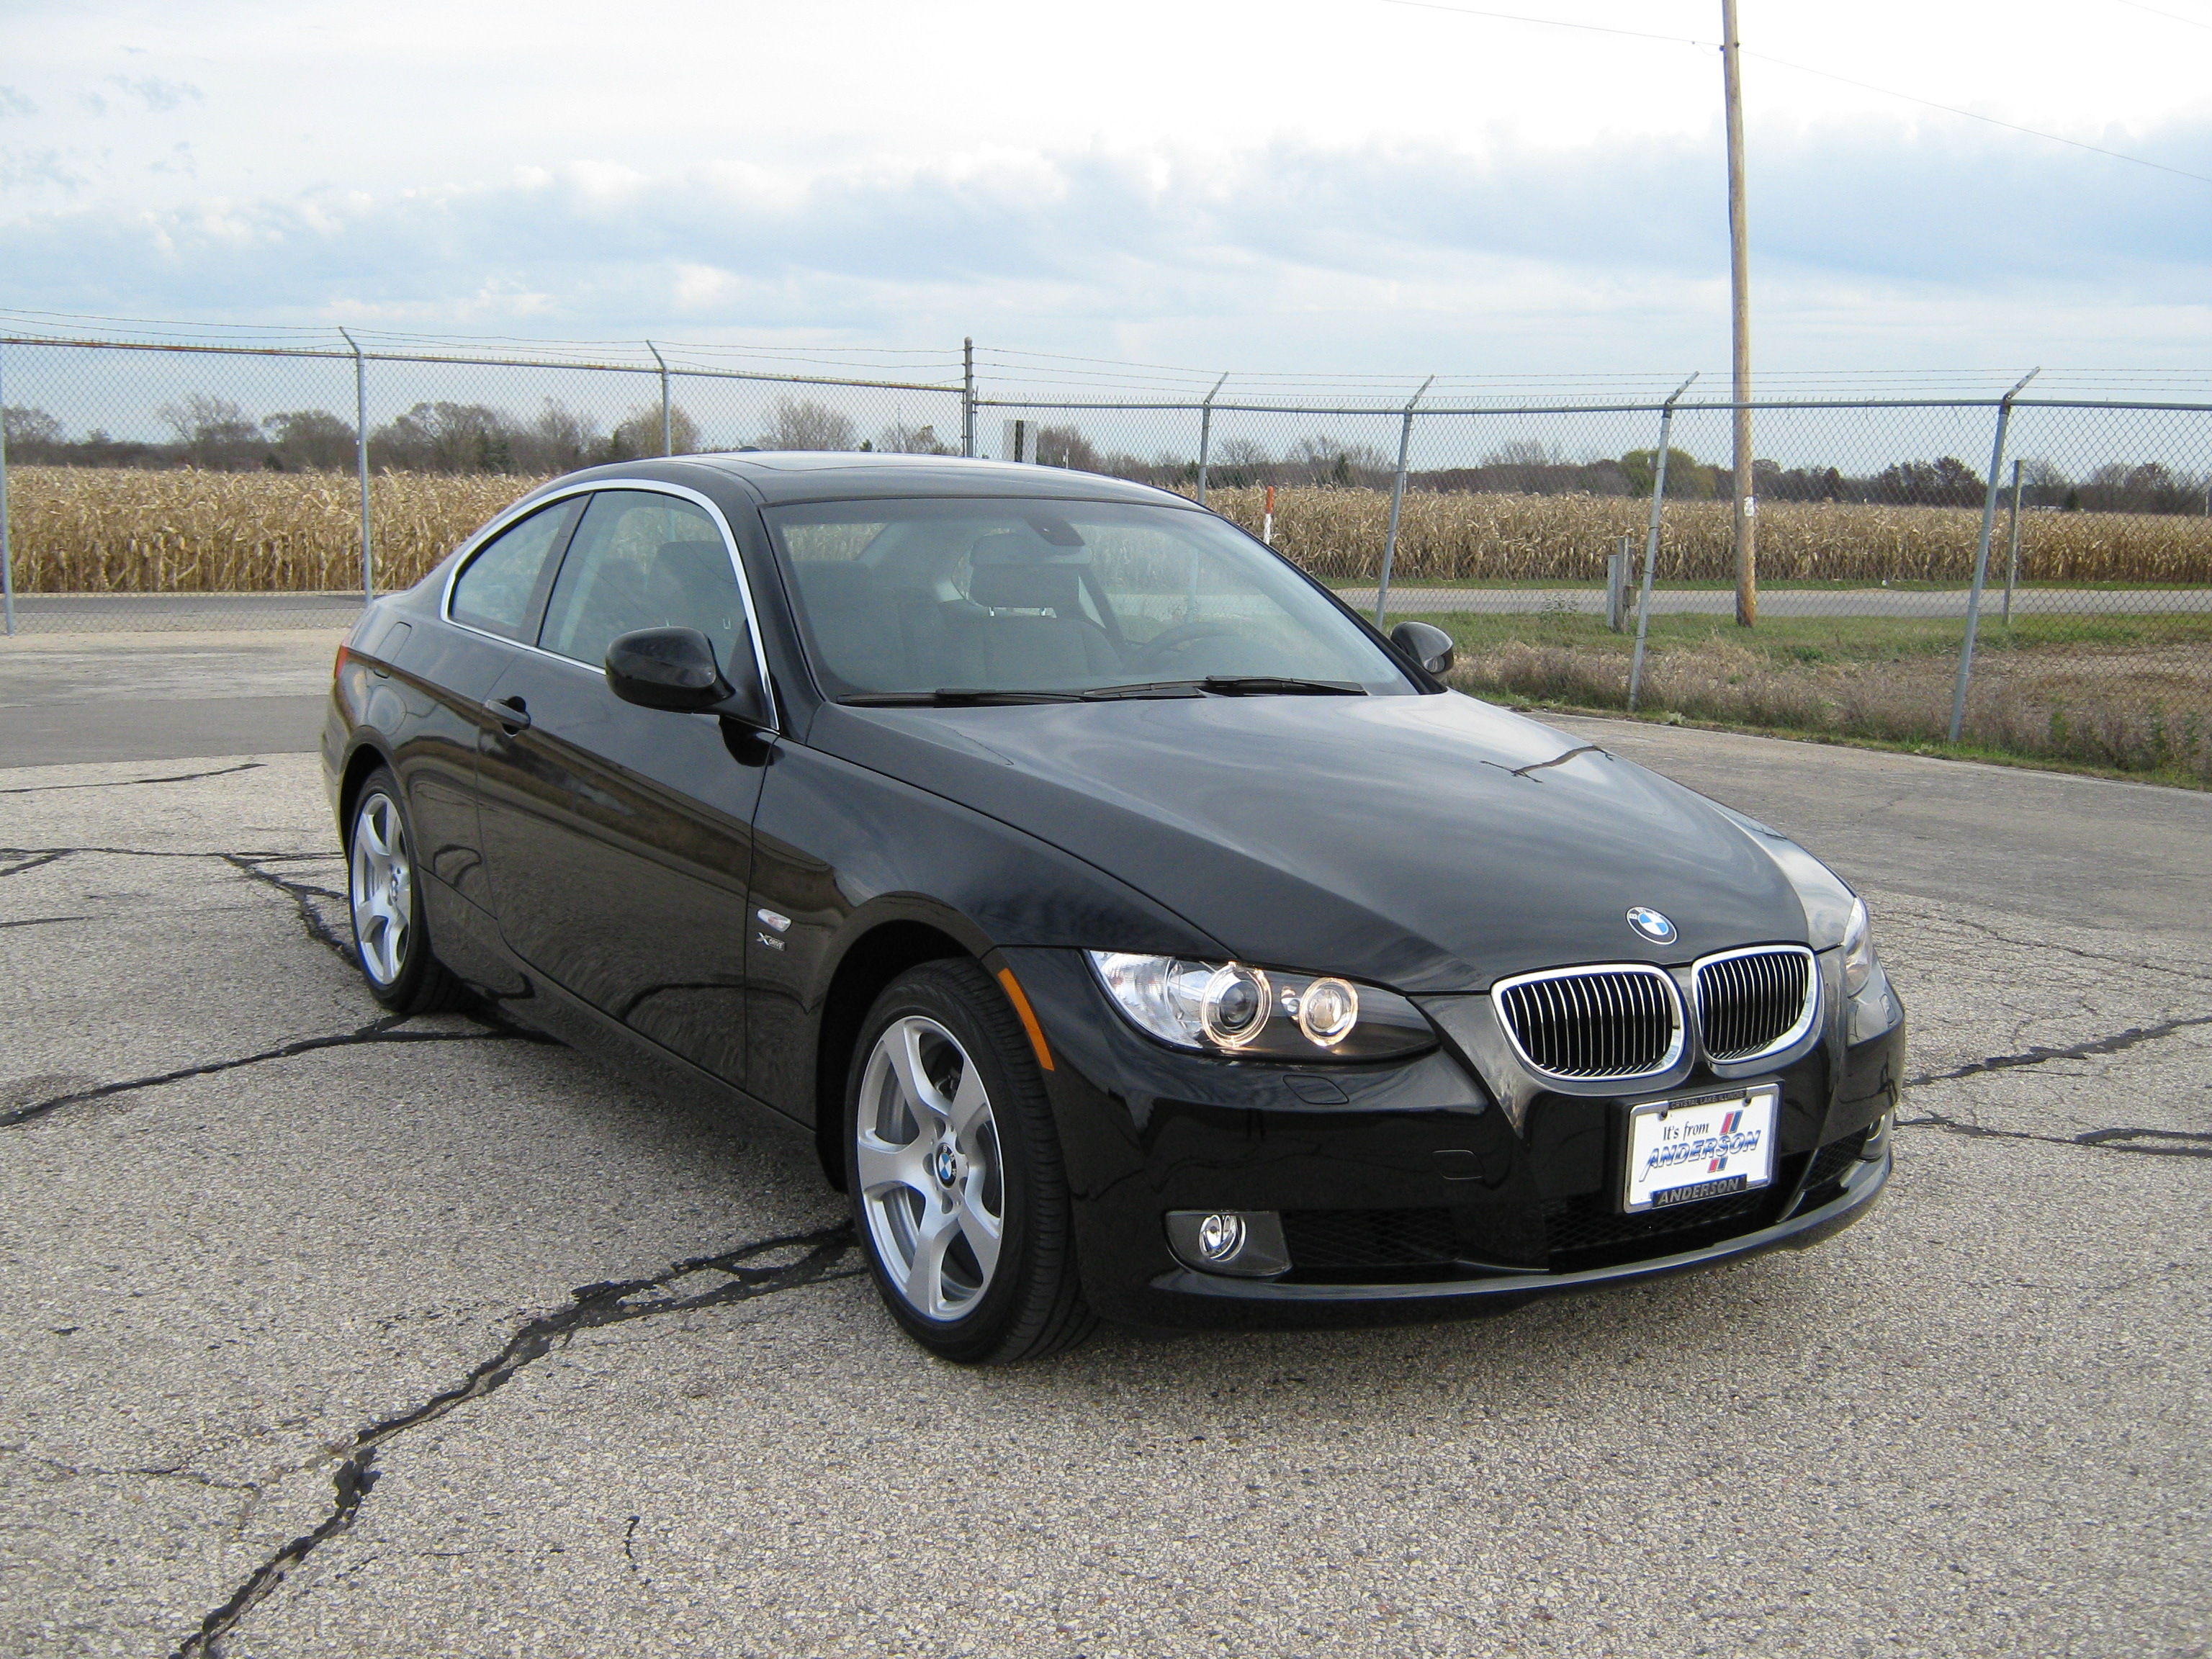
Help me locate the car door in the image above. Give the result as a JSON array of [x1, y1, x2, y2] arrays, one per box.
[[474, 485, 772, 1085], [408, 495, 582, 909]]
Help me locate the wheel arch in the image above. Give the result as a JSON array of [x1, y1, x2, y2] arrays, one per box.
[[812, 914, 988, 1188], [336, 738, 397, 846]]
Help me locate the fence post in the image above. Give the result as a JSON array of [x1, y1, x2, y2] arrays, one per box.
[[1195, 373, 1228, 506], [647, 340, 672, 455], [1373, 377, 1434, 626], [2002, 458, 2024, 626], [1628, 374, 1699, 711], [339, 328, 372, 603], [962, 338, 976, 459], [0, 339, 14, 637], [1948, 369, 2040, 743]]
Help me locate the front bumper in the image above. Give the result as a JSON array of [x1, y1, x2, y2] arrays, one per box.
[[1000, 946, 1905, 1329]]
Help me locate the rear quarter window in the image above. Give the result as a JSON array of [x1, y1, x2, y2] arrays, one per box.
[[449, 501, 577, 639]]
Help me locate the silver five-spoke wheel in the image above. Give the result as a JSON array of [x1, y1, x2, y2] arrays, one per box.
[[349, 789, 414, 986], [855, 1015, 1005, 1321]]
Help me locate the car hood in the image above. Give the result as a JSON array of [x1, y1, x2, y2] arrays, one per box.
[[809, 691, 1812, 994]]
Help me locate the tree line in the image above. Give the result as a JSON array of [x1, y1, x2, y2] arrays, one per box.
[[5, 396, 2206, 516], [0, 395, 956, 475]]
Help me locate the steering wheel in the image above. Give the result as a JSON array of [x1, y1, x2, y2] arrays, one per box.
[[1130, 621, 1242, 671]]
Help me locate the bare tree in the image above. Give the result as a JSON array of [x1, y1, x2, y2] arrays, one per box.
[[1035, 424, 1101, 472], [158, 394, 264, 469], [872, 420, 956, 454], [611, 404, 701, 460], [369, 402, 515, 474], [2, 405, 65, 461], [760, 397, 856, 451], [261, 410, 357, 472]]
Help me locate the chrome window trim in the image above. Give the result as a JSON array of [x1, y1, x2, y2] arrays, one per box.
[[439, 477, 780, 734], [1691, 943, 1820, 1065], [1488, 961, 1686, 1082]]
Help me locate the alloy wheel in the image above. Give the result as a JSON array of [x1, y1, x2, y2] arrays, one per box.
[[855, 1015, 1006, 1321], [349, 791, 414, 986]]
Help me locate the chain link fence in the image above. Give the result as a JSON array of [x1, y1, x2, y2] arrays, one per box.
[[5, 323, 2209, 782]]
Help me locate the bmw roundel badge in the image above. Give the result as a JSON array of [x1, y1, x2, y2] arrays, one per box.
[[1625, 906, 1678, 945]]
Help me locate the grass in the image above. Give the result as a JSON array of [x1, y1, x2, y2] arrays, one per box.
[[1328, 577, 2201, 593], [1427, 608, 2212, 786]]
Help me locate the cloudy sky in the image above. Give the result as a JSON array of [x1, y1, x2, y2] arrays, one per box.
[[4, 0, 2211, 379]]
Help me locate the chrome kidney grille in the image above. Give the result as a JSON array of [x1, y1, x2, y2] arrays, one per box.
[[1493, 966, 1682, 1079], [1694, 945, 1817, 1062]]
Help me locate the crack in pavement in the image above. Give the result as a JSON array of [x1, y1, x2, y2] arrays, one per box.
[[5, 1449, 264, 1496], [2, 842, 352, 961], [0, 914, 93, 929], [171, 1226, 858, 1659], [1899, 907, 2212, 985], [1899, 1014, 2212, 1163], [0, 850, 72, 878], [0, 762, 265, 796], [1901, 1110, 2212, 1159], [1906, 1012, 2212, 1089], [0, 1017, 536, 1129], [219, 853, 351, 962]]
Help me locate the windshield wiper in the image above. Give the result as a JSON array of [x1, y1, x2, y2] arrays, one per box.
[[1199, 676, 1367, 696], [1074, 677, 1367, 701], [1076, 681, 1210, 701], [840, 688, 1082, 707]]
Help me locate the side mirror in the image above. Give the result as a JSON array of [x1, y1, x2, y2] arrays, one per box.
[[1390, 619, 1456, 676], [606, 627, 764, 722]]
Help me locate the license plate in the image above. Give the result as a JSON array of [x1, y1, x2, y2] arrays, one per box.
[[1622, 1085, 1779, 1213]]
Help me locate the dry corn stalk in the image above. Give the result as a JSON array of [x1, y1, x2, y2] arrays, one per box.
[[9, 467, 2212, 590]]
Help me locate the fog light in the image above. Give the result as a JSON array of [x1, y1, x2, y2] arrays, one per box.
[[1196, 1212, 1246, 1261], [1164, 1209, 1291, 1278], [1859, 1110, 1894, 1160]]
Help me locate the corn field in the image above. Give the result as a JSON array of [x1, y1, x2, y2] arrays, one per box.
[[5, 466, 548, 593], [1203, 485, 2212, 585], [8, 466, 2212, 592]]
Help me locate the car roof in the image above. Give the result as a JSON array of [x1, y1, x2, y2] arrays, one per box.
[[562, 451, 1201, 509]]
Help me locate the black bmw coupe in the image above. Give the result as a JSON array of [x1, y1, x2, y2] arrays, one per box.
[[324, 453, 1904, 1362]]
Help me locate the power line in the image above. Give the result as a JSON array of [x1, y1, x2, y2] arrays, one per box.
[[1745, 50, 2212, 187], [2107, 0, 2212, 32], [1373, 1, 2212, 189], [1375, 0, 1710, 47]]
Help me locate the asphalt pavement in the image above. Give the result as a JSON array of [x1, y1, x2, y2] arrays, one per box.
[[0, 631, 338, 766], [1, 688, 2206, 1655]]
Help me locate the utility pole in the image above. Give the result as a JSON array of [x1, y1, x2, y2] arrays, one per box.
[[1721, 0, 1755, 626]]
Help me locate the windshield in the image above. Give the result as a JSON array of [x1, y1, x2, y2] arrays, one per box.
[[762, 498, 1414, 699]]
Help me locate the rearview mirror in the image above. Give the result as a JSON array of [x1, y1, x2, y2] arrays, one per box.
[[606, 627, 765, 725], [1390, 620, 1457, 677]]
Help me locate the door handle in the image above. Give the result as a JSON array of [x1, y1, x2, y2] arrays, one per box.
[[484, 695, 531, 732]]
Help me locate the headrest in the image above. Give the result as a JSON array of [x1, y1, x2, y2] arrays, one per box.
[[969, 560, 1083, 611], [654, 539, 734, 593]]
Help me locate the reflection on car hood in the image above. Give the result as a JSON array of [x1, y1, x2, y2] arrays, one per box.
[[812, 691, 1809, 993]]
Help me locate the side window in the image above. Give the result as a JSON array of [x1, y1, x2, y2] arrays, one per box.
[[539, 490, 751, 677], [449, 501, 577, 639]]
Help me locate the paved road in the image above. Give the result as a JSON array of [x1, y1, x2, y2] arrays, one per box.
[[6, 593, 369, 633], [0, 631, 338, 765], [1, 720, 2206, 1655], [8, 585, 2211, 638], [1344, 585, 2212, 618]]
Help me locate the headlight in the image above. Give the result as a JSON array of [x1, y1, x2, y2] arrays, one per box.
[[1840, 896, 1876, 996], [1087, 952, 1435, 1061]]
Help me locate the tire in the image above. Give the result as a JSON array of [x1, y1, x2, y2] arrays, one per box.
[[845, 959, 1096, 1364], [346, 767, 466, 1015]]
